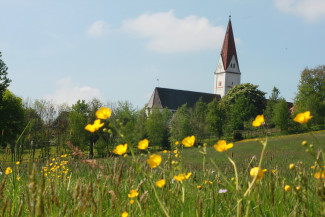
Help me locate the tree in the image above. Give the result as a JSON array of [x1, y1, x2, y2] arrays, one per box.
[[111, 101, 136, 145], [190, 98, 208, 145], [222, 83, 266, 119], [0, 90, 25, 160], [229, 94, 255, 131], [265, 87, 280, 127], [272, 99, 290, 132], [134, 108, 148, 142], [206, 98, 225, 138], [24, 107, 44, 160], [146, 107, 170, 150], [294, 65, 325, 125], [69, 100, 89, 151], [33, 99, 57, 157], [52, 105, 71, 155], [170, 104, 192, 143], [87, 98, 103, 158], [0, 52, 11, 101]]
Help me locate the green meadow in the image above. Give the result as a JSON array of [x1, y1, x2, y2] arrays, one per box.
[[1, 130, 325, 216]]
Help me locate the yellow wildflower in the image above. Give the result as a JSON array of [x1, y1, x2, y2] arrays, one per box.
[[250, 167, 267, 181], [314, 171, 325, 179], [197, 185, 202, 189], [163, 150, 168, 154], [289, 164, 295, 170], [129, 200, 134, 204], [155, 179, 166, 188], [17, 176, 21, 181], [96, 107, 112, 120], [296, 186, 301, 191], [214, 140, 233, 152], [128, 189, 139, 198], [284, 185, 291, 192], [175, 141, 179, 145], [138, 139, 149, 150], [5, 167, 12, 175], [271, 169, 276, 173], [52, 158, 55, 161], [113, 144, 128, 155], [147, 154, 162, 168], [121, 211, 128, 217], [174, 172, 192, 182], [252, 114, 264, 127], [182, 135, 195, 147], [16, 161, 20, 165], [294, 111, 312, 124], [85, 119, 104, 133]]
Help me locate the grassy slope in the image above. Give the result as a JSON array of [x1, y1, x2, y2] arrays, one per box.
[[182, 130, 325, 171]]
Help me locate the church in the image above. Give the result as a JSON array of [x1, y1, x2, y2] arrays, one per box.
[[146, 17, 240, 113]]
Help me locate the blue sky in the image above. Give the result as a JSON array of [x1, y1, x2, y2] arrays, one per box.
[[1, 0, 324, 108]]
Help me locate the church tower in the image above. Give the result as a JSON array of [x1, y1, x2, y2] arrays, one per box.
[[214, 16, 241, 97]]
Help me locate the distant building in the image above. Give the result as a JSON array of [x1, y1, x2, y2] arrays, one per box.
[[147, 17, 240, 113], [214, 16, 241, 97], [146, 87, 220, 113]]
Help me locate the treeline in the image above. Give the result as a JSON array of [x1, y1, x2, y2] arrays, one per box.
[[1, 49, 325, 160]]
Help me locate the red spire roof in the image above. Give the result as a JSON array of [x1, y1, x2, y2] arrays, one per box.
[[220, 17, 239, 70]]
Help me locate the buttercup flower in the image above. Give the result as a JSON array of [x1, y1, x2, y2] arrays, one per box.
[[147, 154, 162, 168], [128, 189, 139, 198], [85, 119, 104, 133], [129, 200, 134, 204], [296, 186, 301, 191], [96, 107, 112, 120], [294, 111, 312, 124], [252, 114, 264, 127], [175, 141, 179, 145], [182, 135, 195, 147], [284, 185, 291, 192], [314, 171, 325, 179], [174, 172, 192, 182], [155, 179, 166, 188], [5, 167, 12, 175], [214, 140, 233, 152], [16, 161, 20, 165], [197, 185, 202, 189], [113, 144, 128, 155], [250, 167, 267, 181], [138, 139, 149, 150], [289, 164, 295, 170], [122, 211, 128, 217]]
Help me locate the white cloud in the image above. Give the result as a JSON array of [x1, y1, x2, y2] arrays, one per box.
[[122, 10, 226, 53], [87, 20, 110, 37], [274, 0, 325, 21], [43, 78, 103, 105]]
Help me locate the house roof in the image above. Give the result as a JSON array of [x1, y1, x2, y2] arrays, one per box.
[[221, 17, 239, 70], [147, 87, 221, 111]]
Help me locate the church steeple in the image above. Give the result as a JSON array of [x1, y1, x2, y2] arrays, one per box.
[[214, 17, 241, 97], [220, 16, 239, 71]]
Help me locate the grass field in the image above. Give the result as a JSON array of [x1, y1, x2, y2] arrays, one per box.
[[1, 130, 325, 216]]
